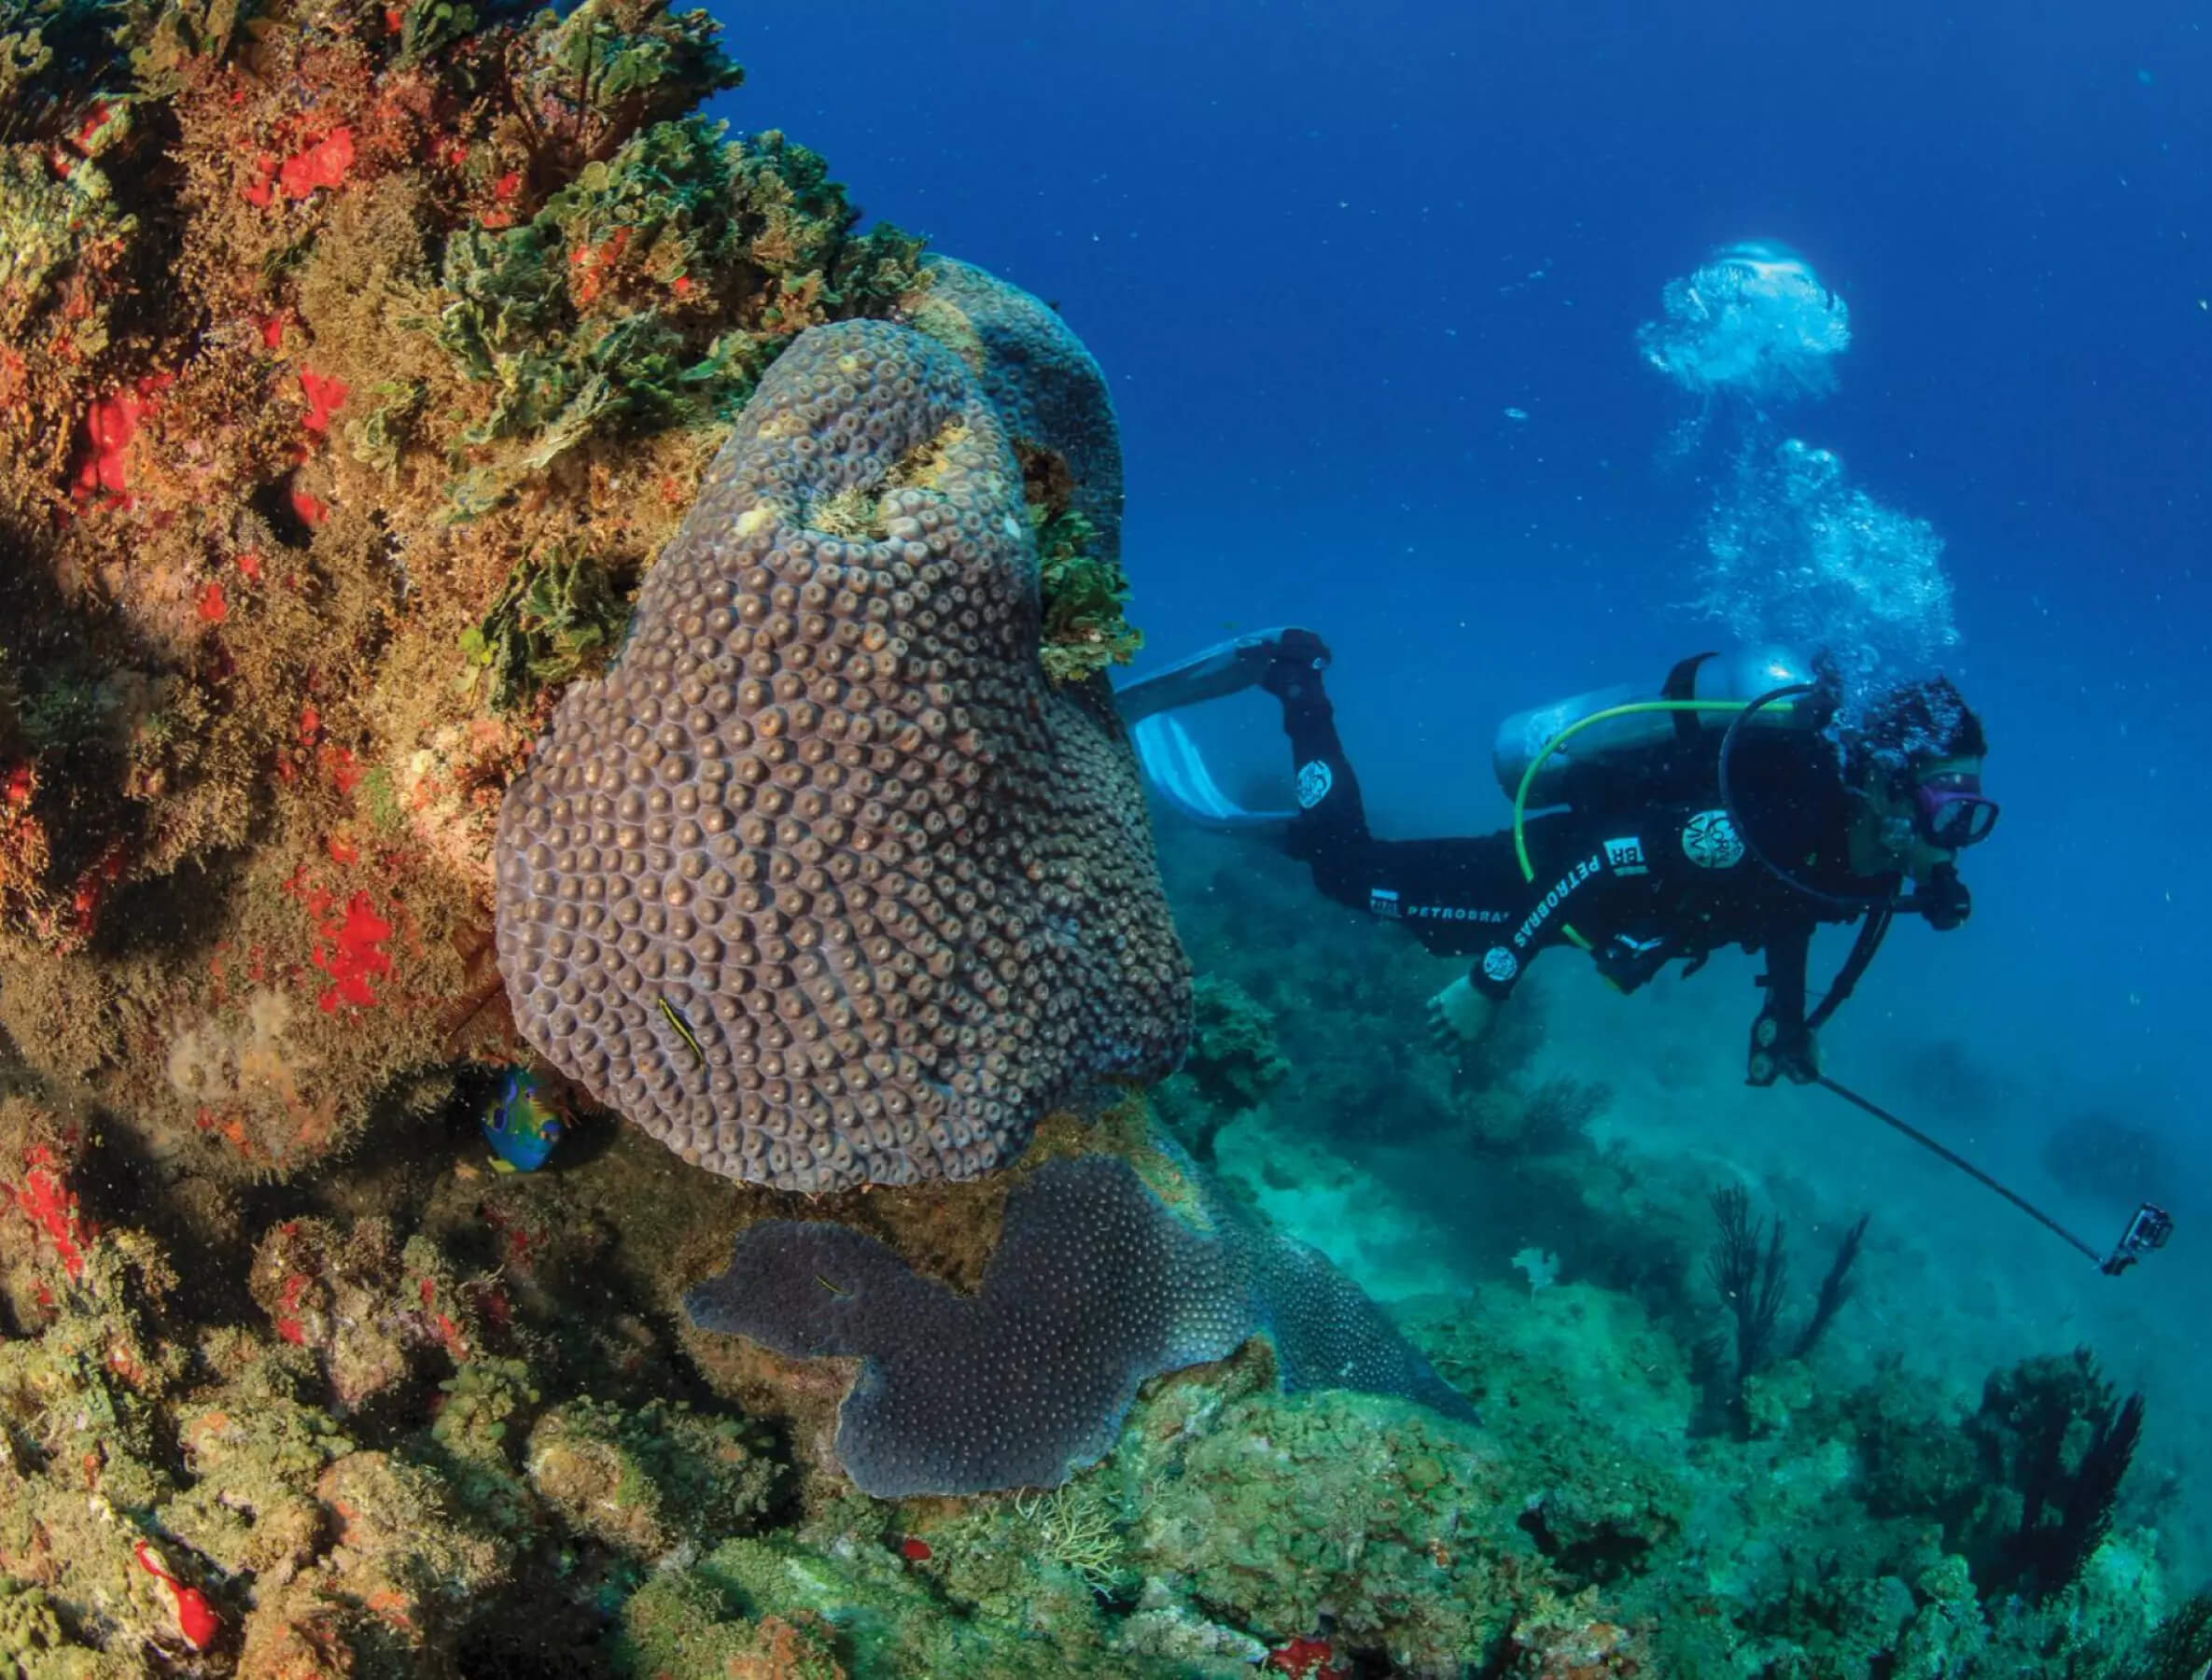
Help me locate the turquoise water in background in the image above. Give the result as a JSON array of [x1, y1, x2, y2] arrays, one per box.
[[713, 0, 2211, 1613]]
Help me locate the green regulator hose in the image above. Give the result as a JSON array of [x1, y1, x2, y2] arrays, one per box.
[[1509, 697, 1797, 950]]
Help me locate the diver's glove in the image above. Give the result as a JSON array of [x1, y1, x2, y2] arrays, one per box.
[[1425, 973, 1499, 1056], [1920, 862, 1971, 931], [1746, 1010, 1820, 1087], [1592, 932, 1671, 993], [1258, 627, 1333, 704]]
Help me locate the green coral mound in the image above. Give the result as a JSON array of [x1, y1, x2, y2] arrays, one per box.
[[431, 1354, 542, 1461], [778, 1365, 1531, 1675], [162, 1358, 359, 1578], [612, 1570, 845, 1680], [1133, 1388, 1513, 1667], [525, 1394, 783, 1560], [1155, 972, 1290, 1158], [0, 1576, 114, 1677], [1183, 973, 1289, 1109], [420, 1354, 543, 1537], [656, 1525, 1224, 1680]]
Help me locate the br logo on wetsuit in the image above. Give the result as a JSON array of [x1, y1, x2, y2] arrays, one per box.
[[1116, 632, 1995, 1089]]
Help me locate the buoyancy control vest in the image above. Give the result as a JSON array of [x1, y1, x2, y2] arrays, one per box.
[[1491, 646, 1821, 810]]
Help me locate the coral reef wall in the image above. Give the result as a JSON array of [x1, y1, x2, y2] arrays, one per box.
[[0, 0, 1176, 1185], [1, 3, 2191, 1678]]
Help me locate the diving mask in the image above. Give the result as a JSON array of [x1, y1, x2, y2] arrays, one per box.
[[1911, 770, 1998, 848]]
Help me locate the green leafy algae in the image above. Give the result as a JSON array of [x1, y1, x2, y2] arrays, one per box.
[[1036, 506, 1141, 682], [0, 0, 130, 143], [0, 1576, 113, 1676], [461, 541, 631, 711], [425, 113, 923, 516], [510, 0, 742, 167]]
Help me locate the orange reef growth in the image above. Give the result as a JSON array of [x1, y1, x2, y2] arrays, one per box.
[[0, 0, 926, 1183], [7, 1140, 94, 1280], [311, 890, 395, 1013]]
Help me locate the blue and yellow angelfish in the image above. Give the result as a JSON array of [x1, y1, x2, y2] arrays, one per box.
[[483, 1068, 566, 1173]]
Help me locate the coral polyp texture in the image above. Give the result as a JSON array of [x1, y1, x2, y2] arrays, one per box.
[[914, 255, 1126, 564], [910, 256, 1145, 681], [495, 320, 1191, 1189], [683, 1141, 1473, 1496], [690, 1154, 1246, 1495]]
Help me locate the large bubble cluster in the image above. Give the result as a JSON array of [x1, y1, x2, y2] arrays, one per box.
[[1638, 240, 1852, 408], [1641, 238, 1963, 715], [1699, 438, 1960, 720]]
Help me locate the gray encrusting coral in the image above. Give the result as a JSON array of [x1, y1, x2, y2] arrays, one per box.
[[686, 1153, 1251, 1495], [684, 1139, 1471, 1496]]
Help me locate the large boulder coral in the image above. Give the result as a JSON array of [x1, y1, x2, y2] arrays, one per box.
[[524, 1394, 784, 1560], [908, 255, 1143, 680], [623, 1526, 1215, 1680], [495, 320, 1190, 1189]]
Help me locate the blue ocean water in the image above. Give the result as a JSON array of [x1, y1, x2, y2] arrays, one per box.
[[721, 0, 2208, 1087], [716, 0, 2209, 1581]]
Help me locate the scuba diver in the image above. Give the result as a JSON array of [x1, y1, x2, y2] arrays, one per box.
[[1116, 630, 1998, 1087]]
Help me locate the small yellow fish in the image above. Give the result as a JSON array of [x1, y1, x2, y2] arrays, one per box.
[[657, 996, 706, 1071], [816, 1275, 850, 1297]]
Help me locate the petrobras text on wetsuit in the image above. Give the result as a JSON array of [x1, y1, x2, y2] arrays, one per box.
[[1513, 854, 1603, 949], [1367, 889, 1511, 925]]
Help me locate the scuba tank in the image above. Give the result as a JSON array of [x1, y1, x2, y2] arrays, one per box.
[[1491, 646, 1819, 807]]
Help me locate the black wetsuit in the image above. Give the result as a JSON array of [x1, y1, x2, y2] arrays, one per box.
[[1275, 670, 1899, 1049]]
